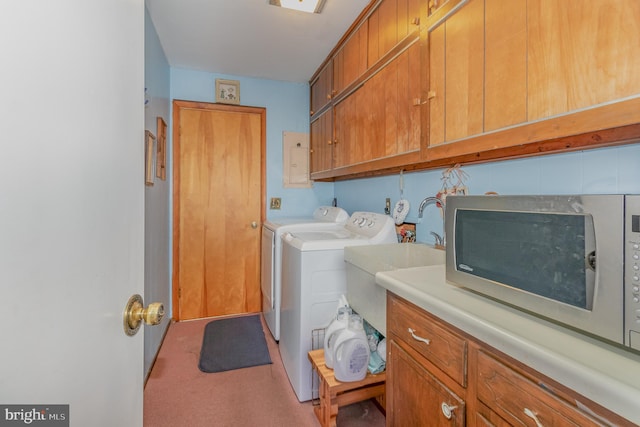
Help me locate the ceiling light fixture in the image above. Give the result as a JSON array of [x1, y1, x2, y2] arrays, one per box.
[[269, 0, 326, 14]]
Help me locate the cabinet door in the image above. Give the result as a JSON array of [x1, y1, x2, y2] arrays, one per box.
[[334, 23, 368, 95], [310, 61, 333, 116], [428, 0, 483, 145], [333, 93, 357, 169], [484, 0, 526, 131], [310, 109, 332, 173], [527, 0, 640, 121], [445, 0, 483, 141], [397, 41, 422, 154], [388, 340, 465, 426], [368, 0, 398, 67], [428, 22, 446, 146], [369, 0, 422, 67]]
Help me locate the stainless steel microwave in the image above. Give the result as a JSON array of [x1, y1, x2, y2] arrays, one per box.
[[445, 194, 640, 351]]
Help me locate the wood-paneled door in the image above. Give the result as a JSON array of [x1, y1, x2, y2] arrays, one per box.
[[172, 100, 265, 320]]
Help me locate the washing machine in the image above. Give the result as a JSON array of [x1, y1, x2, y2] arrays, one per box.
[[261, 206, 348, 341], [279, 211, 397, 402]]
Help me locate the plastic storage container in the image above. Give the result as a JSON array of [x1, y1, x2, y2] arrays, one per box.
[[333, 314, 370, 382], [323, 306, 352, 369]]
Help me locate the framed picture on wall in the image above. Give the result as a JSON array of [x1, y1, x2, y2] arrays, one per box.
[[145, 130, 156, 186], [215, 79, 240, 105], [156, 117, 167, 180]]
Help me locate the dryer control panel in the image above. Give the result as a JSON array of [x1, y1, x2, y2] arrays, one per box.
[[345, 212, 397, 243]]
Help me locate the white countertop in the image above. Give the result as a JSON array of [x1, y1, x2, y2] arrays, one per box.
[[376, 264, 640, 425]]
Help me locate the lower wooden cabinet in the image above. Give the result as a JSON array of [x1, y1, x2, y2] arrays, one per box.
[[388, 339, 465, 426], [386, 293, 636, 427], [476, 350, 606, 427]]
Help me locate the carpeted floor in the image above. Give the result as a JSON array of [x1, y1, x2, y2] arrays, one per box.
[[144, 314, 386, 427]]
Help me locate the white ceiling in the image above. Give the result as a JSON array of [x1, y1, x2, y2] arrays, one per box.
[[146, 0, 372, 83]]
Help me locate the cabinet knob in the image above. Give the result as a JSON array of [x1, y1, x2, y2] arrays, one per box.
[[441, 402, 458, 419], [327, 93, 332, 100], [310, 110, 314, 116], [327, 140, 333, 145]]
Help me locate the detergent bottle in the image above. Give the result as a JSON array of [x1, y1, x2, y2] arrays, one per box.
[[333, 314, 370, 382], [323, 306, 352, 369]]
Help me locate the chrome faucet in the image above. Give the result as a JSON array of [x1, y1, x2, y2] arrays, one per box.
[[417, 196, 446, 247]]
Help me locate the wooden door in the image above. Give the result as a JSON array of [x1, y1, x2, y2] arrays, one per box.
[[173, 101, 265, 320]]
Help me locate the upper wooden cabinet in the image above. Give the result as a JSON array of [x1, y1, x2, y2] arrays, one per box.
[[310, 0, 423, 180], [332, 41, 421, 173], [310, 0, 640, 181], [310, 60, 333, 116], [310, 108, 333, 174], [333, 23, 368, 96], [368, 0, 421, 67], [527, 0, 640, 120], [426, 0, 640, 160]]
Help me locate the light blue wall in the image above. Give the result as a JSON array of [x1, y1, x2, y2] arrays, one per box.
[[144, 6, 171, 378], [335, 143, 640, 244], [170, 68, 334, 218]]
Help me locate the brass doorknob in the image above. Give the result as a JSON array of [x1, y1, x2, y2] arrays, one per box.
[[251, 221, 258, 229], [123, 294, 165, 336]]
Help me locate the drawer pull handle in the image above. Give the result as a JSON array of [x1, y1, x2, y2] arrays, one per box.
[[524, 408, 544, 427], [408, 328, 431, 345], [441, 402, 457, 419]]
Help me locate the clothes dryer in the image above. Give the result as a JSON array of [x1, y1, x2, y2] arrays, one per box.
[[279, 211, 397, 402], [261, 206, 348, 341]]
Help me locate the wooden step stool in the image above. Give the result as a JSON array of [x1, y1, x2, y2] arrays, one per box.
[[308, 348, 386, 427]]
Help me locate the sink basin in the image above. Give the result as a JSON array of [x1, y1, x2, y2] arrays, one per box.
[[344, 243, 445, 335]]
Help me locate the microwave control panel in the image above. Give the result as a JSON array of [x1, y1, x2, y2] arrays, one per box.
[[625, 195, 640, 351]]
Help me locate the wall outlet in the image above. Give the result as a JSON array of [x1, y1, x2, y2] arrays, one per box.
[[270, 197, 281, 209]]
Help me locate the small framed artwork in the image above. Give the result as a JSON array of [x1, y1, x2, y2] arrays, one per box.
[[156, 117, 167, 180], [145, 130, 156, 186], [215, 79, 240, 104]]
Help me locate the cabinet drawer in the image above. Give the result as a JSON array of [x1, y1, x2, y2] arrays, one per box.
[[388, 295, 467, 387], [477, 350, 605, 427]]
